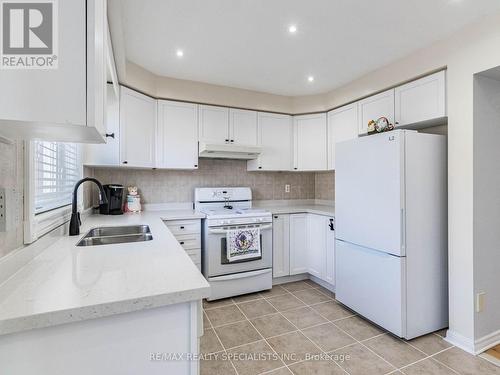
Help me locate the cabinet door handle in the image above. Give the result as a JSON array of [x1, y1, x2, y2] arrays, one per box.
[[105, 133, 115, 139], [225, 139, 229, 142], [329, 218, 334, 231], [230, 139, 234, 143], [180, 226, 185, 229], [194, 164, 198, 168], [179, 241, 185, 245], [258, 166, 262, 169], [274, 216, 278, 219], [123, 161, 128, 164]]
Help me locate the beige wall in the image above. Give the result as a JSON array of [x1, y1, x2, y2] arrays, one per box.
[[0, 141, 24, 258], [87, 159, 318, 206], [124, 62, 293, 113]]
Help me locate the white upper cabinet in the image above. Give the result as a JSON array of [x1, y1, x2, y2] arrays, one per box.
[[247, 113, 293, 171], [358, 89, 395, 135], [293, 113, 328, 171], [289, 214, 308, 275], [327, 103, 358, 170], [0, 0, 107, 143], [198, 105, 230, 144], [199, 106, 258, 146], [157, 100, 199, 169], [83, 84, 120, 166], [229, 109, 258, 146], [395, 71, 446, 127], [120, 87, 156, 168]]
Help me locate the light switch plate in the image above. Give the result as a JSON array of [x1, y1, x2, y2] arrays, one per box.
[[0, 188, 5, 232], [476, 292, 485, 313]]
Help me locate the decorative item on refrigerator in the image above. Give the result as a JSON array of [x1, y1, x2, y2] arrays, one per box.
[[226, 228, 261, 262]]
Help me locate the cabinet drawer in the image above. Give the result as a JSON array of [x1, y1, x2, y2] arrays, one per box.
[[176, 234, 201, 249], [165, 220, 201, 236]]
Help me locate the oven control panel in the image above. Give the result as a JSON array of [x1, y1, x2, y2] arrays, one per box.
[[207, 215, 272, 228], [195, 187, 251, 202]]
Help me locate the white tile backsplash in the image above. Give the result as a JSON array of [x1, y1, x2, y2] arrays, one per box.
[[0, 141, 24, 258]]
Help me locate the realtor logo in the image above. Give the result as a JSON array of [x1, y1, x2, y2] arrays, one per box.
[[1, 0, 58, 69]]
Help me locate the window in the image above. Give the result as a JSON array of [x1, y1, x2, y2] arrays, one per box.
[[24, 141, 82, 243], [34, 141, 80, 214]]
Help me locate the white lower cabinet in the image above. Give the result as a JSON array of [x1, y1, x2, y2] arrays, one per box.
[[164, 219, 201, 270], [307, 214, 327, 279], [273, 213, 335, 285], [272, 215, 290, 278], [289, 214, 309, 275], [325, 217, 335, 284]]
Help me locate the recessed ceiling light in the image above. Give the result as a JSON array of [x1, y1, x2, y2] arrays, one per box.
[[288, 25, 297, 34], [176, 49, 184, 57], [307, 76, 314, 83]]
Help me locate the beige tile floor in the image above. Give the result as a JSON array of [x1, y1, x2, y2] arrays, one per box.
[[201, 280, 500, 375]]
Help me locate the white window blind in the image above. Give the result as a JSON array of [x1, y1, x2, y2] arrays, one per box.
[[34, 141, 81, 214]]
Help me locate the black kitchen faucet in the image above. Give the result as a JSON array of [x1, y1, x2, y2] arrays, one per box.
[[69, 178, 108, 236]]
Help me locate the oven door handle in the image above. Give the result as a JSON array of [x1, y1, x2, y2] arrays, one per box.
[[208, 224, 272, 234], [209, 268, 271, 281]]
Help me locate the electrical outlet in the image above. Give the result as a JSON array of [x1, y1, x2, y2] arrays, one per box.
[[285, 184, 290, 193], [0, 188, 5, 232], [476, 292, 486, 313]]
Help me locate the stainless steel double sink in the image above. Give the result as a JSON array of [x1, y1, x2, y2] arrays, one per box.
[[76, 225, 153, 247]]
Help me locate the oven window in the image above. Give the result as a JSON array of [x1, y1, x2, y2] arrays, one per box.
[[220, 235, 263, 264]]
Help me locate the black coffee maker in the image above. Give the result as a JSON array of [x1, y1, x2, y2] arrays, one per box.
[[99, 184, 124, 215]]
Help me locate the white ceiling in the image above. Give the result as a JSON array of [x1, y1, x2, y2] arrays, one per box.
[[119, 0, 500, 96]]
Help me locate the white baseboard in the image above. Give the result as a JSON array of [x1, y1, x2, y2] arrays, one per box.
[[308, 275, 335, 292], [475, 328, 500, 354], [444, 329, 476, 354], [272, 274, 308, 285]]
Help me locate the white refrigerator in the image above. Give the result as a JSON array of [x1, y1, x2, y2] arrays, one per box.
[[335, 130, 448, 339]]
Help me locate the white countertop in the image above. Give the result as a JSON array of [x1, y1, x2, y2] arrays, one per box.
[[0, 210, 210, 336], [254, 202, 335, 217]]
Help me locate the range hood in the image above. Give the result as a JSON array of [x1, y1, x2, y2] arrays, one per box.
[[199, 142, 262, 160]]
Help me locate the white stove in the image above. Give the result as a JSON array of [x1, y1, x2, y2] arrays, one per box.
[[194, 187, 273, 300], [195, 188, 272, 227]]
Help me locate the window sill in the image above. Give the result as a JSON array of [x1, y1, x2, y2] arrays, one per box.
[[24, 205, 73, 244]]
